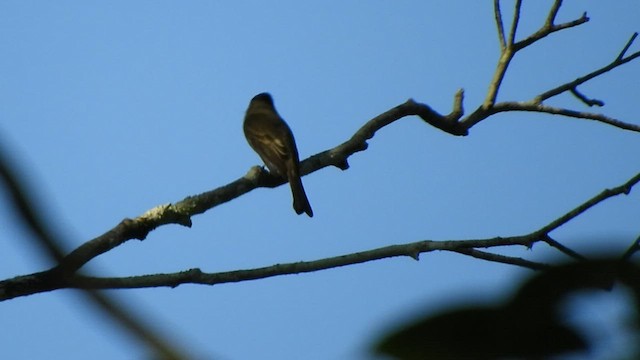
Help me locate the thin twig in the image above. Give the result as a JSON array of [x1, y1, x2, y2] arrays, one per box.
[[452, 248, 548, 270], [462, 100, 640, 133], [570, 88, 604, 107], [536, 42, 640, 103], [507, 0, 522, 45], [488, 102, 640, 132], [622, 234, 640, 260], [537, 172, 640, 235], [545, 0, 563, 27], [542, 235, 586, 260], [514, 12, 588, 51], [483, 2, 588, 109], [617, 32, 638, 61], [494, 0, 506, 50]]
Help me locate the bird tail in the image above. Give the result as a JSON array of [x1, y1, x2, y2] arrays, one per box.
[[289, 171, 313, 217]]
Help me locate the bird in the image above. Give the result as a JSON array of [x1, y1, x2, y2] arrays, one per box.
[[243, 92, 313, 217]]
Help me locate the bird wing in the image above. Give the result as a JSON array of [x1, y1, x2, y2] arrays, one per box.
[[244, 118, 295, 176]]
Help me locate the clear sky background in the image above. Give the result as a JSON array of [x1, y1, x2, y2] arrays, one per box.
[[1, 1, 639, 359]]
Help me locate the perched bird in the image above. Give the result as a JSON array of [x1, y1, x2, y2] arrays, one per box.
[[243, 92, 313, 217]]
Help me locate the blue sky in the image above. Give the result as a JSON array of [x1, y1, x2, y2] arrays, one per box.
[[1, 1, 639, 359]]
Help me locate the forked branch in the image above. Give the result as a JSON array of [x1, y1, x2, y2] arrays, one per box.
[[462, 2, 638, 132], [2, 171, 638, 300]]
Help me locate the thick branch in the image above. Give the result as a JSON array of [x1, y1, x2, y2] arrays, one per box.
[[57, 176, 259, 273], [570, 88, 604, 107]]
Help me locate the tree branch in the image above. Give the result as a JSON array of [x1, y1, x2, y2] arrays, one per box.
[[570, 88, 604, 107], [535, 34, 640, 103], [545, 0, 563, 28], [536, 172, 640, 235], [617, 32, 638, 61], [514, 11, 588, 51], [507, 0, 522, 46], [542, 235, 586, 261], [451, 248, 548, 270], [486, 101, 640, 132], [3, 171, 638, 300], [622, 234, 640, 260], [494, 0, 506, 50], [471, 1, 639, 134], [483, 1, 588, 109], [462, 31, 640, 132]]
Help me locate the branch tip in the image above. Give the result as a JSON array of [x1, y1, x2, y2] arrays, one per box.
[[446, 89, 465, 123], [570, 87, 604, 107], [494, 0, 506, 49], [617, 32, 638, 61], [542, 235, 586, 261], [507, 0, 523, 45], [453, 89, 464, 109], [244, 166, 263, 181], [622, 235, 640, 260]]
